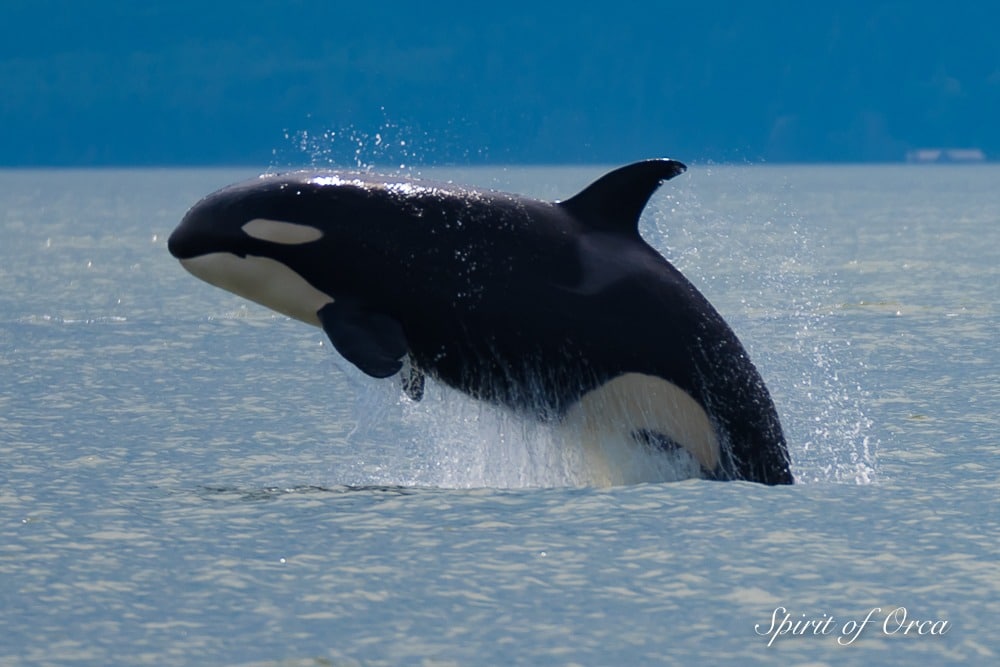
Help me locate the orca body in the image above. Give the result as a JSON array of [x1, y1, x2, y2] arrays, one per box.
[[169, 159, 794, 485]]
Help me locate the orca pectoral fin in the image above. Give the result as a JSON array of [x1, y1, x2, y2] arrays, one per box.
[[317, 300, 407, 378]]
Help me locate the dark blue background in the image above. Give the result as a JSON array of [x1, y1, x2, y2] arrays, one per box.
[[2, 1, 996, 165]]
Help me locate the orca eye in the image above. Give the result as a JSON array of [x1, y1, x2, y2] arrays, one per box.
[[241, 218, 324, 245]]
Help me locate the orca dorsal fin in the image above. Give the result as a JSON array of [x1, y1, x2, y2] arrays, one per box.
[[558, 159, 686, 234]]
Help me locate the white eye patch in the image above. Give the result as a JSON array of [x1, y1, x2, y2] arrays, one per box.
[[241, 218, 324, 245]]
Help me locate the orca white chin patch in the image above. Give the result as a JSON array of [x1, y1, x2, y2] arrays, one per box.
[[563, 372, 720, 474], [180, 253, 332, 326], [241, 218, 324, 245]]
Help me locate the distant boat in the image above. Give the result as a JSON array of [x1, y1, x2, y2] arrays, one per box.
[[906, 148, 987, 164]]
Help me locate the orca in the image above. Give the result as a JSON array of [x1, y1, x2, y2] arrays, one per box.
[[168, 159, 794, 485]]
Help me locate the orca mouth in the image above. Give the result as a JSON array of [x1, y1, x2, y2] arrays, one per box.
[[169, 212, 238, 260], [167, 222, 201, 260]]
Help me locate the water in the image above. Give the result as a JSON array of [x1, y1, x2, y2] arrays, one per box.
[[1, 165, 997, 665]]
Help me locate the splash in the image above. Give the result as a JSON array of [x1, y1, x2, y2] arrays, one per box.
[[340, 370, 710, 489], [269, 110, 488, 173], [272, 122, 418, 172], [650, 166, 879, 484]]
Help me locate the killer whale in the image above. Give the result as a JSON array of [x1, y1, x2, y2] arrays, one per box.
[[168, 159, 794, 485]]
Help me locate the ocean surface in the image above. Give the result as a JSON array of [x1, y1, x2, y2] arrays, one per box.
[[1, 164, 996, 665]]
